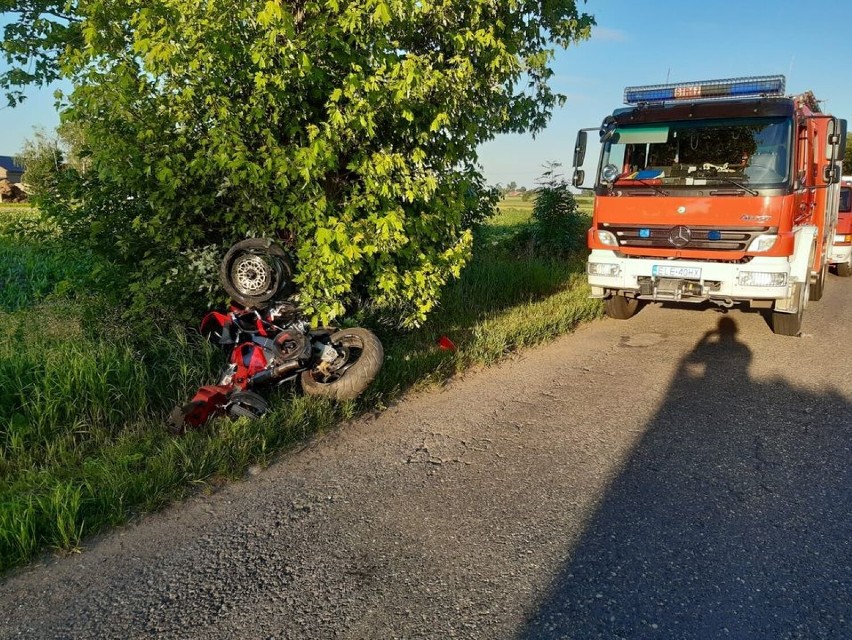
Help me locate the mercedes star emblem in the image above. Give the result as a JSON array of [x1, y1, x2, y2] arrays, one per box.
[[668, 225, 691, 248]]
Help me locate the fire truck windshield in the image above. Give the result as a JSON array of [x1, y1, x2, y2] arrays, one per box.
[[600, 117, 792, 191]]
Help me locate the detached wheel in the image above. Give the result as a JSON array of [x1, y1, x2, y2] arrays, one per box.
[[301, 328, 383, 401], [604, 294, 641, 320], [220, 238, 295, 307]]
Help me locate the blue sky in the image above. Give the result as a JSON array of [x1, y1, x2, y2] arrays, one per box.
[[3, 1, 852, 186], [479, 0, 852, 187]]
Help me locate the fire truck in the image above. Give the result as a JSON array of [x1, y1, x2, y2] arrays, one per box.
[[572, 76, 846, 335], [829, 176, 852, 277]]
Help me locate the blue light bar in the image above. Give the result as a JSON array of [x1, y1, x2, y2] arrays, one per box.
[[624, 75, 786, 105]]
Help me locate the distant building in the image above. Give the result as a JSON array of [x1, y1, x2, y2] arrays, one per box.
[[0, 156, 24, 184]]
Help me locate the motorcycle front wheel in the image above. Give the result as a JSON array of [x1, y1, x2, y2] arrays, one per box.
[[300, 328, 383, 401]]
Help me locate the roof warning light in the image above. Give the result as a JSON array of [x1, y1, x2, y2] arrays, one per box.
[[624, 75, 786, 105]]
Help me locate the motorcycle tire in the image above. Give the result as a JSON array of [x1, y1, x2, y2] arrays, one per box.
[[220, 238, 295, 307], [227, 390, 269, 420], [301, 328, 383, 401]]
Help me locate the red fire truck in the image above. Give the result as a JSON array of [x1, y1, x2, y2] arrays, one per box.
[[829, 176, 852, 277], [572, 76, 846, 335]]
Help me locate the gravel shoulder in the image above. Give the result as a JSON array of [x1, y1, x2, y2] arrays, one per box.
[[2, 280, 851, 640]]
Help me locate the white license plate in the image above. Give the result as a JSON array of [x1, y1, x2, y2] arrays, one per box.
[[652, 265, 701, 279]]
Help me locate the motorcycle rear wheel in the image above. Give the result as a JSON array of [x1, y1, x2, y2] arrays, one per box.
[[301, 328, 383, 401]]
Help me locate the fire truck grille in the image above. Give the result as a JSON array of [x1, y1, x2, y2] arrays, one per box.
[[605, 225, 775, 251]]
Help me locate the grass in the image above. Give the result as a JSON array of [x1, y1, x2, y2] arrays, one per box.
[[0, 198, 601, 572]]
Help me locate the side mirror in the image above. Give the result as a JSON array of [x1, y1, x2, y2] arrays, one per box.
[[572, 169, 585, 188], [573, 131, 588, 168], [824, 164, 840, 184], [599, 115, 617, 142]]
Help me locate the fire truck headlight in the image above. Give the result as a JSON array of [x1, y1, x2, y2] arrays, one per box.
[[747, 234, 778, 252], [738, 271, 787, 287], [588, 263, 621, 277], [834, 234, 852, 244], [596, 230, 619, 246]]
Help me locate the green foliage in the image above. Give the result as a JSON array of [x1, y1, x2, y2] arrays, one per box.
[[4, 0, 594, 327], [0, 1, 80, 106], [16, 132, 65, 200], [844, 135, 852, 176], [0, 205, 99, 311], [512, 162, 588, 256]]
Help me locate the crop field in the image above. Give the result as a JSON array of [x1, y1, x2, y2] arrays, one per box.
[[0, 197, 600, 571]]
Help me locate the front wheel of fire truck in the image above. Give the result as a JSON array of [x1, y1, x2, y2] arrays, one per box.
[[301, 328, 384, 401], [604, 294, 641, 320], [771, 281, 808, 337], [808, 263, 828, 301], [837, 259, 852, 278]]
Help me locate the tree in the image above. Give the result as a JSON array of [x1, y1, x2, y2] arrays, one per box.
[[530, 161, 585, 255], [0, 1, 81, 106], [2, 1, 595, 326], [844, 135, 852, 176], [17, 131, 65, 198]]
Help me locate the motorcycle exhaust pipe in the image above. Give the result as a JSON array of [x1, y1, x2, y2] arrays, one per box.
[[248, 361, 302, 386]]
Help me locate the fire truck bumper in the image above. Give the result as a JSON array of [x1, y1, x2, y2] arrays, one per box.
[[587, 250, 793, 304]]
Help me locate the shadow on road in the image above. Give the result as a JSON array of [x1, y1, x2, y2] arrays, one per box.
[[518, 317, 851, 639]]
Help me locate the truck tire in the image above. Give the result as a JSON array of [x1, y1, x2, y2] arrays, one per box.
[[808, 263, 827, 301], [837, 260, 852, 277], [771, 282, 808, 336], [604, 294, 641, 320]]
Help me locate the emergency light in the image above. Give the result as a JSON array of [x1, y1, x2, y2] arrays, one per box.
[[624, 75, 786, 105]]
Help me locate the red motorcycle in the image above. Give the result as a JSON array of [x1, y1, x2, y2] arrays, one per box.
[[169, 239, 383, 433]]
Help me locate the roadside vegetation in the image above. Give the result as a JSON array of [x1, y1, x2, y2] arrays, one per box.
[[0, 193, 599, 571], [1, 0, 600, 574]]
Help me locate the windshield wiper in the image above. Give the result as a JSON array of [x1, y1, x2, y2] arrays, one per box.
[[614, 177, 669, 196], [707, 175, 758, 195]]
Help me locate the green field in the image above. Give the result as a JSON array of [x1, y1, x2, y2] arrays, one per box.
[[498, 194, 594, 211], [0, 199, 600, 571]]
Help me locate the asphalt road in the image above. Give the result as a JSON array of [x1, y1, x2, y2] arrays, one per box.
[[2, 276, 851, 640]]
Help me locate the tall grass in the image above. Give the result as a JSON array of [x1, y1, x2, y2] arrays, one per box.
[[0, 205, 94, 311], [0, 202, 601, 571]]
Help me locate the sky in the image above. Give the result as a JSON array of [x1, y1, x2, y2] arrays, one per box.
[[3, 1, 852, 186]]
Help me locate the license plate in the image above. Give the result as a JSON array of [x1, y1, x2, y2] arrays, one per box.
[[652, 265, 701, 279]]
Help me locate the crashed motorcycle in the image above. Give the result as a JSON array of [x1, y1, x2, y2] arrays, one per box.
[[169, 239, 383, 433]]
